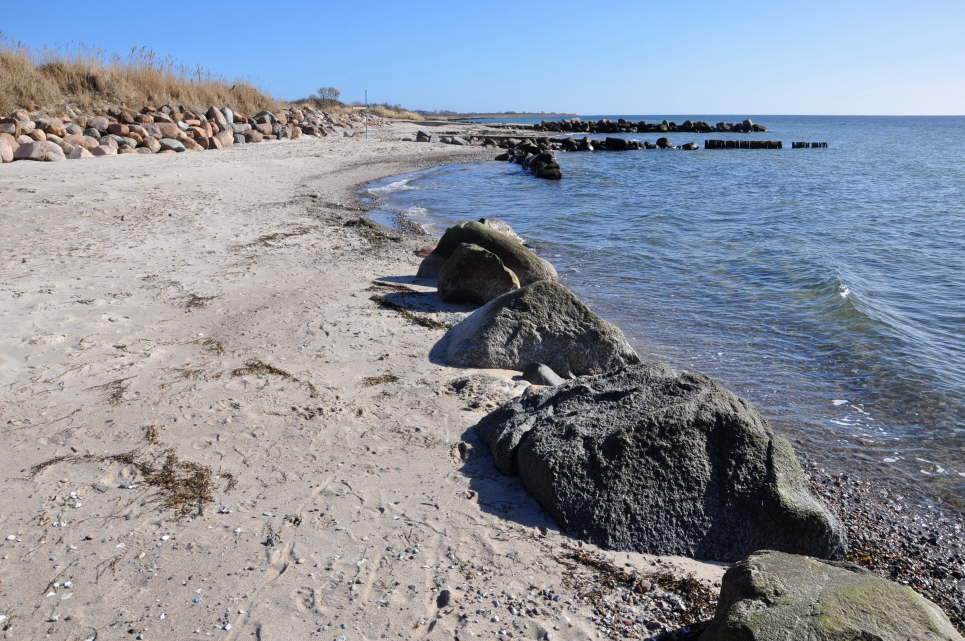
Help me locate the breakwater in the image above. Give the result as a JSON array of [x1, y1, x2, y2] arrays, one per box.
[[534, 117, 767, 133]]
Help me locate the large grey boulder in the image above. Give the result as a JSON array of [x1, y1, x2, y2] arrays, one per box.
[[701, 550, 963, 641], [437, 243, 520, 305], [443, 281, 639, 377], [417, 221, 557, 285], [476, 364, 847, 561]]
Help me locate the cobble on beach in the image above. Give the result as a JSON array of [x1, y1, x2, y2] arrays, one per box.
[[804, 458, 965, 633]]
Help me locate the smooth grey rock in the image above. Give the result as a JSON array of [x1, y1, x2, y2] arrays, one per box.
[[231, 123, 251, 134], [476, 364, 847, 561], [701, 550, 963, 641], [438, 243, 520, 305], [233, 134, 246, 144], [159, 138, 185, 152], [443, 281, 639, 377], [84, 127, 102, 139], [417, 221, 557, 285], [221, 107, 234, 125], [478, 218, 525, 245], [522, 363, 564, 386]]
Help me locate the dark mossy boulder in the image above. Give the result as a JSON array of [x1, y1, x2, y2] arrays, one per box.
[[442, 280, 639, 376], [437, 243, 520, 305], [604, 136, 629, 150], [701, 551, 963, 641], [476, 364, 848, 562], [525, 151, 561, 180], [417, 221, 557, 285]]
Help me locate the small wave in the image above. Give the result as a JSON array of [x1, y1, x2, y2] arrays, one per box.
[[367, 178, 416, 195]]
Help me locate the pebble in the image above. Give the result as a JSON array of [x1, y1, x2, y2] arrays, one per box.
[[436, 589, 451, 608]]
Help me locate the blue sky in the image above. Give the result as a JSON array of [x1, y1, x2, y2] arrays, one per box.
[[5, 0, 964, 114]]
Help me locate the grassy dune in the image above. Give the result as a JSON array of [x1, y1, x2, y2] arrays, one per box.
[[0, 37, 422, 120], [0, 39, 281, 116]]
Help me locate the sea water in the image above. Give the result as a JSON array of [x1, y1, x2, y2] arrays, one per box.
[[364, 115, 965, 509]]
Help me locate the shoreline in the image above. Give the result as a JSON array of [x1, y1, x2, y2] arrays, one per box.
[[0, 122, 727, 641], [1, 121, 960, 639], [356, 156, 964, 632]]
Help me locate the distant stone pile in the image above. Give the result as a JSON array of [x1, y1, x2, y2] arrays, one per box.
[[0, 105, 376, 163], [535, 117, 767, 134]]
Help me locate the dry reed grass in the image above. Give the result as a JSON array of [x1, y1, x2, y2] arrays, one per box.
[[0, 35, 279, 116], [367, 105, 424, 120]]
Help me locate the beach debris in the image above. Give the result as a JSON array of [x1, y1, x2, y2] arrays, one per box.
[[443, 281, 639, 377], [701, 550, 964, 641], [477, 362, 847, 561]]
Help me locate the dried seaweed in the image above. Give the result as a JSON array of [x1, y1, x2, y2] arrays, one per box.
[[195, 337, 225, 355], [238, 225, 318, 249], [29, 447, 233, 518], [361, 374, 400, 387], [369, 294, 450, 329], [559, 548, 716, 627], [183, 293, 218, 309], [231, 359, 292, 379], [87, 376, 135, 405]]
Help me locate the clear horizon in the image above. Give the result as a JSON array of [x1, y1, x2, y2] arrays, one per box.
[[5, 0, 964, 116]]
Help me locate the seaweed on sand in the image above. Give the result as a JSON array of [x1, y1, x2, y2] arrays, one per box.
[[369, 294, 451, 330], [29, 447, 232, 518]]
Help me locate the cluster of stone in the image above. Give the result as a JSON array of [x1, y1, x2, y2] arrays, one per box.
[[534, 117, 767, 133], [493, 141, 562, 179], [0, 105, 376, 163]]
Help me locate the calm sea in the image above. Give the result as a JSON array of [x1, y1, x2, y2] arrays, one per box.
[[364, 115, 965, 509]]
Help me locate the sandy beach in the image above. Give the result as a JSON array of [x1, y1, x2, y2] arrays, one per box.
[[0, 122, 725, 641]]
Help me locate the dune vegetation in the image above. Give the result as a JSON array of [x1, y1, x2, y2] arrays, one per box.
[[0, 36, 421, 120]]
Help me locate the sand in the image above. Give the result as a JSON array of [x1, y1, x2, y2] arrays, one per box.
[[0, 122, 724, 641]]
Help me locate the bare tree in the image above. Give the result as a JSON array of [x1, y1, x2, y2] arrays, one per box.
[[317, 86, 340, 101]]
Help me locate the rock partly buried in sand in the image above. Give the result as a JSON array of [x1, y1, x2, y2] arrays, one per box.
[[13, 140, 65, 161], [437, 243, 520, 305], [522, 362, 565, 386], [444, 281, 639, 376], [700, 550, 963, 641], [417, 221, 557, 285], [476, 363, 847, 561]]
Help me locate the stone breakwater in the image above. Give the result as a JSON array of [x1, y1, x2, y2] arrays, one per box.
[[391, 216, 964, 639], [0, 104, 378, 164], [534, 117, 768, 134]]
